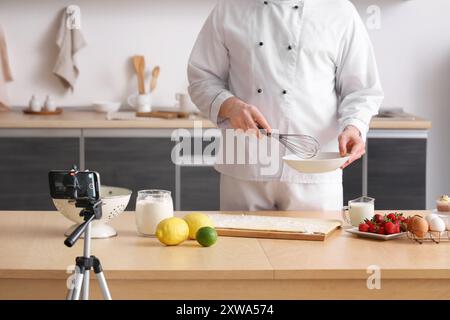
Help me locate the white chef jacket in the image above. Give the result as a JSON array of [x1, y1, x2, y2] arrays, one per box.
[[188, 0, 383, 184]]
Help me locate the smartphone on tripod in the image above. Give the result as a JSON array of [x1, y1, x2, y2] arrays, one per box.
[[48, 166, 111, 300], [49, 169, 101, 201]]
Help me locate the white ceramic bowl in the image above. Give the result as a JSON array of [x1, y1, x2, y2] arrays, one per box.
[[92, 101, 121, 113], [53, 186, 132, 238], [283, 152, 350, 173]]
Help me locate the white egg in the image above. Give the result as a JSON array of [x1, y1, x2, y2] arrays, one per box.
[[429, 216, 446, 232], [425, 214, 439, 224], [443, 216, 450, 231]]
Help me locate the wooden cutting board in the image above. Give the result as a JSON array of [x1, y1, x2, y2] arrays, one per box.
[[209, 213, 341, 241], [136, 111, 189, 119], [23, 108, 63, 115]]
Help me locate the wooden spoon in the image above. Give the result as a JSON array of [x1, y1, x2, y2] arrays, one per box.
[[132, 55, 146, 94], [150, 66, 160, 93]]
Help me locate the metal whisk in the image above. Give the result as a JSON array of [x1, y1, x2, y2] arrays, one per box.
[[267, 132, 320, 159]]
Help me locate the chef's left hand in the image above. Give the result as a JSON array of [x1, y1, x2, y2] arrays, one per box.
[[338, 125, 365, 169]]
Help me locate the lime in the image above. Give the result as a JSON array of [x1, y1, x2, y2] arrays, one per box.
[[196, 226, 218, 247], [183, 212, 214, 240], [156, 217, 189, 246]]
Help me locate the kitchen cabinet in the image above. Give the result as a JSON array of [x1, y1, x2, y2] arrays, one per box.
[[0, 112, 430, 212], [368, 138, 426, 209], [179, 166, 220, 210], [0, 137, 79, 210], [343, 157, 363, 204], [342, 137, 427, 210], [176, 135, 220, 210], [177, 135, 427, 211], [85, 138, 175, 211], [0, 136, 427, 211]]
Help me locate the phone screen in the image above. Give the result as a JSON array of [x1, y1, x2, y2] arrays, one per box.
[[49, 171, 100, 200]]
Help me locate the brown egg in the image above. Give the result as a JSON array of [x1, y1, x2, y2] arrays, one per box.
[[407, 215, 422, 232], [410, 216, 429, 239]]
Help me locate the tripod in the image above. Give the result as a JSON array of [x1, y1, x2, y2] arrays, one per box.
[[65, 199, 112, 300]]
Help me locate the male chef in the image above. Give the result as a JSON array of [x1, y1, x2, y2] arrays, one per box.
[[187, 0, 383, 211]]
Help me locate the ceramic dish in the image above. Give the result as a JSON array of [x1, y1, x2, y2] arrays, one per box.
[[346, 227, 407, 240], [283, 152, 350, 173], [93, 101, 121, 113]]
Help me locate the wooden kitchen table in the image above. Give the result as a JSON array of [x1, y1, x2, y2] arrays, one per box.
[[0, 211, 449, 300]]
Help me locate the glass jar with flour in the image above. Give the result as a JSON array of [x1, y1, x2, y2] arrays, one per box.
[[135, 190, 174, 236]]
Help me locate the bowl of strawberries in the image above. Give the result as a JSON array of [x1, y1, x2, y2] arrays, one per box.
[[346, 212, 408, 240]]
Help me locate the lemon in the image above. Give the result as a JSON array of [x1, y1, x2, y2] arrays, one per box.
[[196, 227, 218, 247], [156, 217, 189, 246], [183, 212, 214, 239]]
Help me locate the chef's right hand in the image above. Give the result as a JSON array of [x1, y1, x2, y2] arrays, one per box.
[[219, 97, 272, 136]]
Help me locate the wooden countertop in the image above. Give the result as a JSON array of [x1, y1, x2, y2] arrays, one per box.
[[370, 116, 432, 130], [1, 210, 448, 281], [0, 111, 215, 129], [0, 110, 431, 130]]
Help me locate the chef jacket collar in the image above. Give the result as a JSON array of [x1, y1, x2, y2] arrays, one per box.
[[263, 0, 303, 3], [262, 0, 307, 7]]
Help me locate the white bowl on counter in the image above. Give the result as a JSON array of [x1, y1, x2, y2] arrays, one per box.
[[92, 101, 121, 113], [283, 152, 350, 173], [52, 185, 132, 238]]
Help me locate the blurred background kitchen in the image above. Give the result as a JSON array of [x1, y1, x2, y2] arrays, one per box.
[[0, 0, 448, 211]]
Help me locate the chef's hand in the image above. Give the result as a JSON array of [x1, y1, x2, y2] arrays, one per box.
[[339, 125, 365, 169], [219, 97, 272, 137]]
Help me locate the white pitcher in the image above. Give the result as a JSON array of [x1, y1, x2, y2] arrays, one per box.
[[342, 196, 375, 227]]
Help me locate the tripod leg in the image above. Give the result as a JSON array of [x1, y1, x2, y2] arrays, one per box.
[[66, 267, 79, 300], [81, 217, 92, 300], [92, 257, 112, 300], [95, 272, 112, 300], [81, 270, 90, 300], [72, 267, 85, 300]]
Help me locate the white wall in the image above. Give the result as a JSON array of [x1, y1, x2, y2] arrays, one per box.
[[1, 0, 449, 208], [0, 0, 216, 107]]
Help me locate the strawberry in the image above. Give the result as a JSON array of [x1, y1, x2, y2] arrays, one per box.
[[385, 221, 397, 234], [359, 223, 370, 232], [377, 227, 385, 234], [387, 213, 397, 222], [395, 223, 401, 233], [366, 220, 374, 227], [368, 223, 377, 233], [373, 214, 384, 224]]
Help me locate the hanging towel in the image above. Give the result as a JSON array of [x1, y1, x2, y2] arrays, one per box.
[[0, 24, 13, 111], [53, 8, 86, 91]]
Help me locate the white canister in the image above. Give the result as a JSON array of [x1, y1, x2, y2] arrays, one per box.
[[135, 190, 173, 236], [175, 93, 197, 113], [44, 95, 57, 112], [128, 93, 152, 113], [29, 95, 42, 112]]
